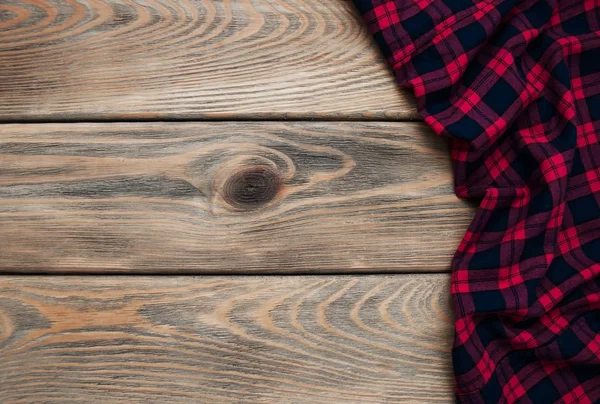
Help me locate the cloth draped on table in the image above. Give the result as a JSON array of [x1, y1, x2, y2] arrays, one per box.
[[352, 0, 600, 402]]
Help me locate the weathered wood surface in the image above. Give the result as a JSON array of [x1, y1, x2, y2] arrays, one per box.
[[0, 122, 474, 273], [0, 274, 454, 403], [0, 0, 416, 121]]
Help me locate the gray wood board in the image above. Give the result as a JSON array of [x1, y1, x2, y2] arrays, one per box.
[[0, 274, 454, 403], [0, 0, 416, 121], [0, 122, 474, 273]]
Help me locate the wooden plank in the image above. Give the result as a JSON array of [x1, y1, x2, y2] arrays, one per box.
[[0, 274, 454, 403], [0, 0, 416, 121], [0, 122, 474, 273]]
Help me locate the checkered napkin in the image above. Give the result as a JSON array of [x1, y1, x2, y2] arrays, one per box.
[[352, 0, 600, 402]]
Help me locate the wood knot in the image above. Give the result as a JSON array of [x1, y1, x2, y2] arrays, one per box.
[[222, 166, 281, 210]]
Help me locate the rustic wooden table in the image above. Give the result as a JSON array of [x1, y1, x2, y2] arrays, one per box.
[[0, 0, 474, 402]]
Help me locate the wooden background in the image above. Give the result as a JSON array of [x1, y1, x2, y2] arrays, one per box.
[[0, 0, 417, 121], [0, 0, 470, 402], [0, 275, 454, 403]]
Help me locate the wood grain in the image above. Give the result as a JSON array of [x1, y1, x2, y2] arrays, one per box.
[[0, 121, 474, 273], [0, 0, 415, 121], [0, 274, 454, 403]]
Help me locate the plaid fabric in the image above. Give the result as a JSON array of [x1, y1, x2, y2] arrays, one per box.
[[352, 0, 600, 402]]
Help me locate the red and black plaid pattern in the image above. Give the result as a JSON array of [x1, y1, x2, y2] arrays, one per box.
[[353, 0, 600, 402]]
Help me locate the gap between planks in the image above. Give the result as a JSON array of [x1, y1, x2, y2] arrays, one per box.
[[0, 117, 424, 125]]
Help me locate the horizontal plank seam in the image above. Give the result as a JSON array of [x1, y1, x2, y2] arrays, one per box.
[[0, 270, 451, 277], [0, 117, 423, 124]]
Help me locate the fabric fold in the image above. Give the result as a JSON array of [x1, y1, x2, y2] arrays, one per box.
[[353, 0, 600, 401]]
